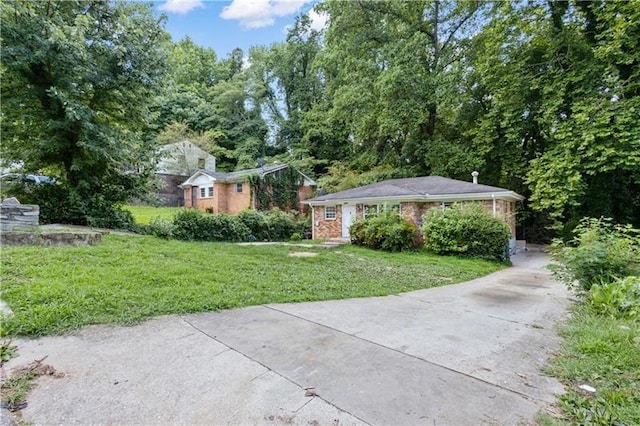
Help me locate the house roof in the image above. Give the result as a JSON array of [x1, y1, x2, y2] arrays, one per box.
[[180, 164, 316, 187], [305, 176, 524, 204]]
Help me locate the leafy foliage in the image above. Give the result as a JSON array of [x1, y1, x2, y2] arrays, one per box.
[[422, 204, 511, 261], [248, 167, 304, 212], [549, 217, 640, 292], [588, 276, 640, 320], [171, 209, 248, 242], [1, 0, 168, 226], [350, 211, 419, 252], [171, 208, 304, 242]]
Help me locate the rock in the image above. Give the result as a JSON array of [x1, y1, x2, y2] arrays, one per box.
[[579, 384, 596, 393], [1, 197, 20, 205]]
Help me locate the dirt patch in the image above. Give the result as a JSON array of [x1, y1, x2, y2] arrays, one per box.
[[1, 356, 64, 416], [289, 252, 318, 257]]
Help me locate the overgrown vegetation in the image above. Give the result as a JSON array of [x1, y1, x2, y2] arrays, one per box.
[[0, 234, 504, 337], [422, 204, 512, 261], [544, 217, 640, 425], [550, 217, 640, 292], [248, 167, 304, 212], [350, 211, 420, 252], [142, 208, 308, 242], [545, 307, 640, 425]]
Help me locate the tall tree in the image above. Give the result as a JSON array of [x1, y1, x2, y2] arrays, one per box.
[[1, 0, 169, 225], [468, 0, 640, 233], [313, 0, 489, 175]]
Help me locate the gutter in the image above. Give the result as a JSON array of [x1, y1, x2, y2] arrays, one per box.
[[305, 191, 524, 206]]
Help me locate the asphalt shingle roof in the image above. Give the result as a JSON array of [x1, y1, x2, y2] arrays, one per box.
[[199, 164, 288, 182], [307, 176, 522, 202]]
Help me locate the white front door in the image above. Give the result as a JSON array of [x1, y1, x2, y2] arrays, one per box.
[[341, 205, 356, 238]]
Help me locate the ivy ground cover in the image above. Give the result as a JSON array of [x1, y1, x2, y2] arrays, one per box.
[[0, 235, 503, 337]]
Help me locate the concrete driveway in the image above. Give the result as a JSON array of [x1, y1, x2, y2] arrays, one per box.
[[3, 250, 569, 425]]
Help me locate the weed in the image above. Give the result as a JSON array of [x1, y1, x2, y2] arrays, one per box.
[[1, 370, 35, 411], [0, 340, 17, 365], [545, 306, 640, 425]]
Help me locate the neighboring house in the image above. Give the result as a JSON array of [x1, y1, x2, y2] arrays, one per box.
[[304, 174, 525, 243], [179, 164, 316, 214], [155, 141, 217, 206]]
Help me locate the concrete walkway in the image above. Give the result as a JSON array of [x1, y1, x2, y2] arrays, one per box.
[[2, 251, 569, 425]]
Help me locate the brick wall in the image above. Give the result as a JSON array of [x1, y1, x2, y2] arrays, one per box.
[[400, 202, 441, 228], [220, 182, 251, 214], [312, 205, 342, 239], [297, 186, 314, 213]]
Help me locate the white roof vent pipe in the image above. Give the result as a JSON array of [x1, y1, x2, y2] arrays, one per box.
[[471, 171, 479, 184]]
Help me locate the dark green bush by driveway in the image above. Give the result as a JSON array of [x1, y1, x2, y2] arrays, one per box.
[[421, 203, 511, 261]]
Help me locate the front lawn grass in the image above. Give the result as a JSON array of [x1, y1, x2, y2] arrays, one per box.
[[124, 204, 183, 224], [0, 235, 504, 337], [541, 306, 640, 425]]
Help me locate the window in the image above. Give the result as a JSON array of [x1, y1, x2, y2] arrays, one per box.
[[363, 204, 400, 218], [442, 202, 453, 211], [200, 186, 213, 198], [236, 182, 243, 193], [197, 158, 205, 169], [324, 206, 336, 220]]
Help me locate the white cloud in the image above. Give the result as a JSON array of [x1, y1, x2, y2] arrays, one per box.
[[221, 0, 311, 29], [158, 0, 205, 15], [308, 8, 328, 32]]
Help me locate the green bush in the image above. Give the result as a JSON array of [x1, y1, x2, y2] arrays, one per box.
[[3, 181, 137, 229], [265, 208, 297, 241], [171, 208, 305, 242], [549, 217, 640, 292], [422, 203, 511, 261], [142, 217, 174, 239], [350, 211, 419, 252], [237, 210, 271, 241], [171, 209, 203, 241], [204, 213, 250, 242], [588, 276, 640, 320]]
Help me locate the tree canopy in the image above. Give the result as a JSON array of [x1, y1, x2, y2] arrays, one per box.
[[1, 0, 168, 225]]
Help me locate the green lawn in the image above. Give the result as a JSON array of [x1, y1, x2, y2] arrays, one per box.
[[540, 306, 640, 425], [124, 204, 184, 224], [0, 235, 504, 337]]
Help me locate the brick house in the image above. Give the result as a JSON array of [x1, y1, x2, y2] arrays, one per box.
[[179, 164, 316, 214], [155, 141, 217, 206], [304, 174, 524, 244]]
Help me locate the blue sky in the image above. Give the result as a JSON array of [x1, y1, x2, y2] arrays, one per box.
[[154, 0, 327, 58]]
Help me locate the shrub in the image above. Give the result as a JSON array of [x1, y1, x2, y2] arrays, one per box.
[[265, 208, 297, 241], [350, 211, 419, 252], [422, 203, 511, 261], [171, 208, 303, 242], [143, 217, 174, 239], [549, 217, 640, 292], [171, 209, 204, 241], [203, 213, 250, 242], [237, 210, 270, 241], [588, 276, 640, 320]]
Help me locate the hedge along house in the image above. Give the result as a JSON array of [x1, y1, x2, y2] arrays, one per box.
[[304, 173, 525, 244], [179, 164, 316, 214]]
